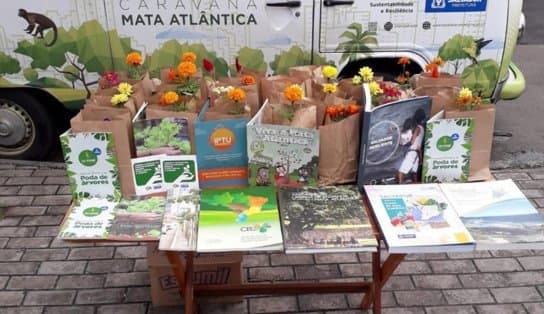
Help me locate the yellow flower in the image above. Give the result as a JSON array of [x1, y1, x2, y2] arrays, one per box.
[[177, 61, 197, 79], [352, 75, 362, 85], [160, 91, 180, 106], [117, 82, 133, 96], [322, 83, 337, 94], [369, 81, 383, 96], [283, 84, 304, 103], [322, 65, 338, 80], [125, 52, 142, 66], [111, 93, 129, 106], [432, 56, 445, 67], [456, 87, 473, 106], [227, 88, 246, 102], [358, 66, 374, 82], [181, 52, 197, 63]]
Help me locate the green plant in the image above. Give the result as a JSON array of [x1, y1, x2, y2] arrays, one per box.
[[0, 51, 21, 76], [134, 120, 191, 154]]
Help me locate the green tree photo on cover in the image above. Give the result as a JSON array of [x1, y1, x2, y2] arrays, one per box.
[[134, 120, 191, 155]]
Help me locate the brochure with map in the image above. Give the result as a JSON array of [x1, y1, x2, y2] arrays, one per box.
[[159, 188, 200, 252], [58, 196, 166, 241], [196, 186, 283, 252], [278, 185, 378, 253], [422, 112, 474, 183]]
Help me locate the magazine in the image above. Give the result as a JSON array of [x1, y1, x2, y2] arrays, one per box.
[[364, 184, 475, 253], [247, 99, 319, 187], [422, 111, 474, 183], [357, 86, 432, 189], [159, 188, 200, 251], [59, 195, 166, 241], [196, 186, 283, 252], [440, 179, 544, 250], [278, 185, 378, 253]]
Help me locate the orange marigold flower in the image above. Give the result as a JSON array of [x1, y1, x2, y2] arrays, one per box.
[[177, 61, 197, 79], [126, 52, 143, 66], [241, 75, 256, 85], [431, 56, 445, 67], [398, 57, 410, 65], [160, 91, 179, 106], [181, 52, 197, 63], [167, 69, 178, 83], [283, 84, 304, 103], [347, 104, 361, 115], [326, 106, 338, 117], [227, 88, 246, 102]]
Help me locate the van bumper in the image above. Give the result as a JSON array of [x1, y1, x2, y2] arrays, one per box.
[[499, 62, 526, 100]]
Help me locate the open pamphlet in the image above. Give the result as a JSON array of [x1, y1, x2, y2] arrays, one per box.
[[158, 188, 200, 252]]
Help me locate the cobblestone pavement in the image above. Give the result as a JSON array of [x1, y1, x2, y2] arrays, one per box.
[[1, 159, 544, 314]]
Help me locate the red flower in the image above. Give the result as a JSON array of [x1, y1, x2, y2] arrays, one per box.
[[203, 58, 214, 73], [235, 57, 243, 73]]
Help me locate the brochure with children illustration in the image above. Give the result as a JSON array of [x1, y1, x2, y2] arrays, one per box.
[[422, 111, 474, 183], [196, 186, 283, 252], [247, 99, 319, 187], [440, 179, 544, 250], [159, 188, 200, 252], [364, 184, 475, 253], [278, 185, 378, 254], [357, 86, 431, 190], [59, 195, 166, 241]]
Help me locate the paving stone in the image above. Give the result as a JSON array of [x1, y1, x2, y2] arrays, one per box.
[[429, 260, 477, 274], [413, 274, 462, 289], [24, 290, 76, 305], [404, 253, 448, 260], [394, 261, 432, 275], [55, 186, 72, 195], [315, 253, 359, 264], [520, 189, 544, 198], [115, 245, 147, 258], [68, 247, 115, 260], [0, 186, 21, 195], [0, 227, 36, 237], [5, 177, 44, 185], [4, 206, 47, 216], [0, 306, 44, 314], [395, 290, 446, 306], [34, 226, 60, 237], [0, 262, 39, 275], [519, 256, 544, 270], [38, 261, 86, 275], [524, 302, 544, 313], [7, 276, 57, 290], [518, 180, 544, 189], [0, 237, 8, 248], [357, 252, 372, 262], [0, 291, 25, 306], [43, 176, 69, 185], [0, 248, 24, 261], [505, 271, 544, 286], [476, 304, 527, 314], [32, 169, 68, 177], [443, 288, 494, 304], [49, 237, 95, 248], [242, 254, 269, 268], [104, 272, 150, 287], [18, 185, 58, 196], [198, 300, 249, 314], [7, 237, 51, 248], [383, 275, 414, 291], [96, 303, 148, 314], [21, 215, 63, 226], [43, 306, 95, 314], [75, 288, 126, 304], [495, 172, 532, 180], [45, 206, 69, 215], [491, 286, 542, 303], [32, 195, 72, 206], [0, 169, 33, 177], [474, 258, 523, 272], [295, 264, 341, 280], [299, 293, 347, 311], [425, 305, 476, 314], [0, 276, 8, 289], [446, 251, 491, 259], [270, 253, 314, 265], [249, 296, 298, 313], [338, 263, 372, 277], [490, 250, 533, 257], [458, 273, 508, 288], [86, 259, 134, 274], [381, 308, 425, 314], [133, 259, 148, 272], [125, 286, 151, 302], [348, 291, 396, 308], [0, 196, 34, 207], [56, 275, 105, 289], [22, 248, 69, 261], [248, 266, 294, 281], [0, 217, 22, 226]]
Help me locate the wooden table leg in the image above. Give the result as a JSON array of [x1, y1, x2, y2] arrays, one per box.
[[184, 252, 195, 314], [165, 251, 186, 298]]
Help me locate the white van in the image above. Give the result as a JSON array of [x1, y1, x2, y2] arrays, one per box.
[[0, 0, 525, 160]]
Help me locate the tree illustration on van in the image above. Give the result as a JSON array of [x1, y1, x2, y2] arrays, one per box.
[[270, 46, 329, 75], [14, 20, 135, 98], [234, 47, 267, 74], [336, 23, 377, 65], [0, 51, 21, 77], [439, 34, 499, 98]]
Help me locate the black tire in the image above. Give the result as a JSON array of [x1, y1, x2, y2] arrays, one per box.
[[0, 90, 56, 160]]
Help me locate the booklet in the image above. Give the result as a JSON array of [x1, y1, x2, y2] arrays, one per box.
[[278, 185, 378, 254], [159, 188, 200, 252]]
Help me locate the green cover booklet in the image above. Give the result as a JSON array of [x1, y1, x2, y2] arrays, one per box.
[[196, 186, 283, 252], [60, 130, 121, 202], [422, 116, 474, 183]]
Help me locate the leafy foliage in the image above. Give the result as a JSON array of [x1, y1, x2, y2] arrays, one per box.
[[461, 59, 499, 99], [438, 34, 477, 62], [235, 47, 267, 73], [335, 23, 377, 65], [0, 51, 21, 75], [23, 68, 38, 81], [134, 120, 191, 154], [116, 197, 165, 214], [269, 46, 329, 75]]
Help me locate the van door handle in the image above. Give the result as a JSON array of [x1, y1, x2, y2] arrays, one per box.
[[323, 0, 355, 6], [266, 1, 301, 8]]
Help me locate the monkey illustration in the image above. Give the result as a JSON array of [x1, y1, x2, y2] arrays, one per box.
[[18, 9, 58, 47]]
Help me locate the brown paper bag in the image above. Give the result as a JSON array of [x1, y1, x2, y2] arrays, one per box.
[[86, 95, 137, 117], [146, 105, 198, 154], [414, 86, 460, 116], [70, 109, 135, 197], [118, 71, 156, 97], [445, 104, 496, 181], [260, 75, 303, 104], [288, 65, 320, 81], [410, 72, 462, 89], [211, 79, 261, 117]]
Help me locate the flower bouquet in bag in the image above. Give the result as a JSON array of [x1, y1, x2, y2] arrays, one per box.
[[410, 56, 462, 89], [205, 86, 251, 121], [265, 83, 320, 129], [206, 73, 260, 117], [87, 82, 138, 117]]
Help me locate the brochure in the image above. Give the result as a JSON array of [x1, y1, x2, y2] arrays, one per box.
[[131, 154, 166, 196], [159, 188, 200, 251]]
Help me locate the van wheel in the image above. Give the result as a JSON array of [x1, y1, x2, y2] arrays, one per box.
[[0, 91, 55, 160]]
